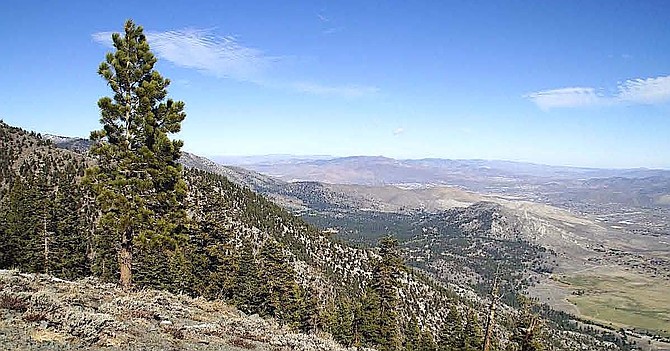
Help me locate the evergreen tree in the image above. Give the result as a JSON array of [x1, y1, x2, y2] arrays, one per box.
[[508, 298, 544, 351], [359, 286, 383, 347], [84, 19, 187, 290], [403, 315, 421, 351], [234, 242, 263, 312], [417, 329, 438, 351], [331, 294, 355, 346], [51, 180, 91, 279], [360, 235, 404, 350], [257, 238, 305, 327], [463, 309, 484, 351], [438, 305, 465, 351], [292, 284, 319, 332]]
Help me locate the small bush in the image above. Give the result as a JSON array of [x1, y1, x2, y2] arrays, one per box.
[[0, 294, 28, 312], [129, 309, 156, 319], [23, 311, 48, 322], [164, 325, 184, 340], [229, 337, 256, 349]]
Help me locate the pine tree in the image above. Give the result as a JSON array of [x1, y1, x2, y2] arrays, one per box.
[[403, 315, 421, 351], [233, 242, 263, 313], [331, 294, 355, 346], [258, 239, 299, 324], [509, 298, 544, 351], [84, 20, 187, 290], [51, 179, 91, 279], [463, 309, 484, 351], [361, 235, 404, 351], [438, 305, 465, 351], [417, 329, 438, 351], [358, 287, 383, 347]]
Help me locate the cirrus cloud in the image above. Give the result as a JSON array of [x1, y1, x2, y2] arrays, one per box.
[[617, 76, 670, 104], [92, 28, 377, 98], [526, 75, 670, 110]]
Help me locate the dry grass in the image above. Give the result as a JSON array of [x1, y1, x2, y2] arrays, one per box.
[[228, 337, 256, 349], [128, 308, 157, 320], [30, 329, 68, 343], [22, 311, 48, 322], [163, 325, 185, 340]]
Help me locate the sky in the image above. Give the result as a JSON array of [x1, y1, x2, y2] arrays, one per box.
[[1, 1, 670, 169]]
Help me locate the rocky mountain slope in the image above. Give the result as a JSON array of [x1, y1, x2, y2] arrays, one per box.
[[0, 269, 362, 351]]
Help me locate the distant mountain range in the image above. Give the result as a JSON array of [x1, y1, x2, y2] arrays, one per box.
[[225, 154, 670, 185], [212, 154, 335, 166]]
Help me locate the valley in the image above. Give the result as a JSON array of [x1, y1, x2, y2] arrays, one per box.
[[35, 135, 670, 344], [224, 155, 670, 343]]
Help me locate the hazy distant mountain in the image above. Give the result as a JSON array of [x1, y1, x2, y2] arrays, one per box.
[[241, 155, 670, 186], [212, 154, 334, 166]]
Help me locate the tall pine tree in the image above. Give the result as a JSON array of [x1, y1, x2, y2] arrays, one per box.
[[438, 305, 465, 351], [84, 19, 187, 290], [361, 235, 404, 351], [508, 298, 544, 351]]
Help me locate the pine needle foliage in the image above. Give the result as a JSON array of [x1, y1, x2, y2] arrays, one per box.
[[83, 19, 187, 290]]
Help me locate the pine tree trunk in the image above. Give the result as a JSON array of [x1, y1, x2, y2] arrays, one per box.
[[483, 274, 499, 351], [483, 300, 497, 351], [43, 216, 49, 275], [119, 233, 132, 290]]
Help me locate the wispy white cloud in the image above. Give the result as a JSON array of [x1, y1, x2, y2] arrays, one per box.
[[92, 28, 375, 98], [316, 11, 344, 35], [92, 29, 273, 82], [617, 76, 670, 104], [291, 82, 379, 98], [525, 75, 670, 109], [392, 127, 405, 136], [525, 87, 604, 110], [322, 27, 344, 35], [317, 13, 330, 22]]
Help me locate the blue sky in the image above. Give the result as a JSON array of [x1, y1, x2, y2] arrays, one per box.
[[1, 1, 670, 168]]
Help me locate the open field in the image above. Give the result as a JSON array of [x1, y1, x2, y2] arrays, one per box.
[[553, 271, 670, 337]]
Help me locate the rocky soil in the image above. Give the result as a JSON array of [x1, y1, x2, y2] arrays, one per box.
[[0, 270, 358, 351]]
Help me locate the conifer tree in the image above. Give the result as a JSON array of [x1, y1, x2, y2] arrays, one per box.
[[84, 19, 187, 290], [331, 294, 356, 346], [438, 305, 465, 351], [417, 329, 438, 351], [258, 239, 299, 323], [403, 315, 421, 351], [234, 242, 263, 312], [362, 235, 404, 350], [463, 309, 484, 351], [508, 298, 544, 351], [359, 286, 383, 346]]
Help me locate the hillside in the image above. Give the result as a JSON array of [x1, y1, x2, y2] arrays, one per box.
[[213, 152, 670, 342], [0, 269, 360, 351], [0, 121, 651, 350], [0, 122, 475, 350]]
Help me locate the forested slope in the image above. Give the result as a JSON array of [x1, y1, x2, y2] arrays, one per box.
[[0, 121, 634, 350]]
